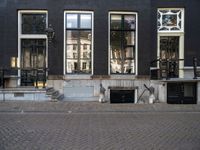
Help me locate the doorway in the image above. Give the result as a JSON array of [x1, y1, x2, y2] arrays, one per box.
[[158, 35, 184, 78], [20, 39, 46, 86]]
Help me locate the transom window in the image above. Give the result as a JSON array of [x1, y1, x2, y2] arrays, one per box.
[[21, 13, 47, 34], [157, 8, 184, 32], [110, 13, 137, 74], [65, 12, 93, 74]]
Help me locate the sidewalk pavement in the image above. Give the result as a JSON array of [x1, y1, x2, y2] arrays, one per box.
[[0, 101, 200, 113]]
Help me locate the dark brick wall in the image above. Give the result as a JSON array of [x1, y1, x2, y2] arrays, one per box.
[[0, 0, 199, 75]]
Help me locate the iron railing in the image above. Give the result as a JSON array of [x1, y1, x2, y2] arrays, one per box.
[[193, 57, 200, 79], [150, 58, 184, 80]]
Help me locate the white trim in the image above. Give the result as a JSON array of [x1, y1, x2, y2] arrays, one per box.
[[157, 8, 185, 78], [18, 10, 48, 86], [108, 11, 138, 75], [19, 35, 47, 39], [157, 8, 184, 33], [184, 66, 200, 69], [135, 88, 138, 104], [63, 10, 94, 75]]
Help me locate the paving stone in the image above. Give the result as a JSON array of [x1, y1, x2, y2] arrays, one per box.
[[0, 112, 200, 150]]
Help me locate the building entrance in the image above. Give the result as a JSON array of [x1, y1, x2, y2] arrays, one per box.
[[20, 39, 46, 86]]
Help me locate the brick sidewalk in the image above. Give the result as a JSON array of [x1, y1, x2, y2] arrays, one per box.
[[0, 101, 200, 113]]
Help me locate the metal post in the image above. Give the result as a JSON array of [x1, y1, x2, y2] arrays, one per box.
[[166, 59, 170, 80], [193, 57, 197, 79]]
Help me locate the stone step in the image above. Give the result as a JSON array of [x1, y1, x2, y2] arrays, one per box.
[[52, 91, 59, 97], [46, 89, 57, 95], [46, 87, 64, 101]]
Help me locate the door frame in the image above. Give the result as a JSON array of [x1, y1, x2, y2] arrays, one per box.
[[157, 33, 184, 78], [18, 10, 48, 86]]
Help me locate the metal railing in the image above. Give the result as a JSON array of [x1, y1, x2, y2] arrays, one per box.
[[193, 57, 200, 79], [0, 67, 48, 88], [150, 58, 184, 80]]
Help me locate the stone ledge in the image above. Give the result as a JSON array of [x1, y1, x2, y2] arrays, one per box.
[[90, 75, 110, 79], [108, 86, 138, 90], [48, 75, 63, 80]]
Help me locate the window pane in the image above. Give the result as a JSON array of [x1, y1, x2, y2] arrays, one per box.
[[37, 47, 45, 68], [66, 30, 79, 44], [124, 31, 135, 45], [124, 15, 136, 30], [124, 59, 134, 74], [80, 60, 91, 73], [66, 14, 78, 28], [111, 59, 122, 74], [162, 14, 177, 26], [80, 31, 92, 44], [125, 47, 134, 59], [111, 31, 121, 50], [111, 49, 122, 59], [110, 31, 122, 60], [80, 31, 92, 59], [67, 59, 78, 73], [21, 39, 46, 68], [80, 45, 91, 59], [80, 14, 91, 28], [66, 45, 78, 59], [111, 15, 122, 30], [22, 14, 46, 34]]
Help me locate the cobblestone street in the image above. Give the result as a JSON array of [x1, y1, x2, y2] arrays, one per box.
[[0, 109, 200, 150]]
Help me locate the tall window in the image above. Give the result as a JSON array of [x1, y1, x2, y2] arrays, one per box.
[[65, 11, 93, 74], [109, 12, 137, 74]]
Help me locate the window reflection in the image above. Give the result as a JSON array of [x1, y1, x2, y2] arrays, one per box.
[[124, 15, 136, 30], [124, 32, 135, 45], [111, 15, 122, 29], [66, 31, 79, 44], [65, 12, 92, 74], [110, 13, 136, 74], [125, 47, 134, 59]]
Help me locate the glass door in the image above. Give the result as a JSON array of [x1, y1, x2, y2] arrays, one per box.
[[159, 36, 179, 78], [21, 39, 46, 86]]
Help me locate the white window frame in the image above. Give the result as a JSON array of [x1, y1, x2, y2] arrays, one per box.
[[157, 8, 184, 78], [108, 11, 138, 76], [157, 8, 184, 33], [63, 11, 94, 78], [18, 10, 48, 85]]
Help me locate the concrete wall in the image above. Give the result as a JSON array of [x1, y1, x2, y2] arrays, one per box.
[[0, 90, 50, 101], [47, 77, 152, 102]]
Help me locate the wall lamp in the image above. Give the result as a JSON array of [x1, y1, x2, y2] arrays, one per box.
[[45, 24, 55, 42]]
